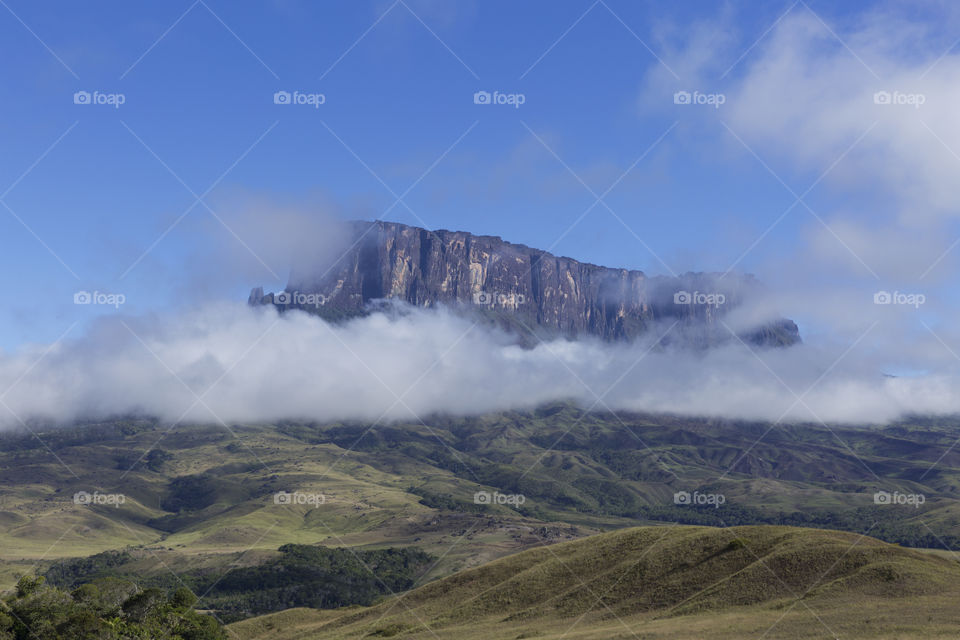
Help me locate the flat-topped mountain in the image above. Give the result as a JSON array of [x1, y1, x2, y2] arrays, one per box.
[[249, 220, 800, 347]]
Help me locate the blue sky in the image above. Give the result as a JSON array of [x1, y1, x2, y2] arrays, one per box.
[[2, 0, 959, 350]]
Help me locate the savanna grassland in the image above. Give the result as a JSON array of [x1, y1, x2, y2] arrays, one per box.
[[1, 405, 959, 636]]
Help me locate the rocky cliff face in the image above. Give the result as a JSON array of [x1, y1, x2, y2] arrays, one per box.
[[249, 220, 800, 347]]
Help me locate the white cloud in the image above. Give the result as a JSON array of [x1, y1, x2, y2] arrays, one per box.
[[1, 302, 958, 430], [644, 5, 960, 286], [724, 12, 960, 223]]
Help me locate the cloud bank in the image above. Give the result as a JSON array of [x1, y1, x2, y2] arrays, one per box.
[[1, 301, 957, 430]]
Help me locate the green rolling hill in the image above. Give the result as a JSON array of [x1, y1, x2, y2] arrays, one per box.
[[228, 524, 960, 639], [1, 405, 959, 632]]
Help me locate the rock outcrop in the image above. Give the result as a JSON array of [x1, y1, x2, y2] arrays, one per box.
[[250, 220, 800, 347]]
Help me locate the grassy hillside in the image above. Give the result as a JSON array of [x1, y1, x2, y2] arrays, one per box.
[[229, 524, 960, 639], [0, 416, 597, 593], [1, 406, 959, 616]]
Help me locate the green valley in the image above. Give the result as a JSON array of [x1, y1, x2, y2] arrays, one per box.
[[1, 406, 959, 633]]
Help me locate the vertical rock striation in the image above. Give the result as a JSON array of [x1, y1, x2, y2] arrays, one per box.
[[251, 220, 800, 347]]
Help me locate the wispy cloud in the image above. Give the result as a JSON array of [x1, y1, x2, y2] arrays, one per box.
[[0, 299, 957, 429]]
